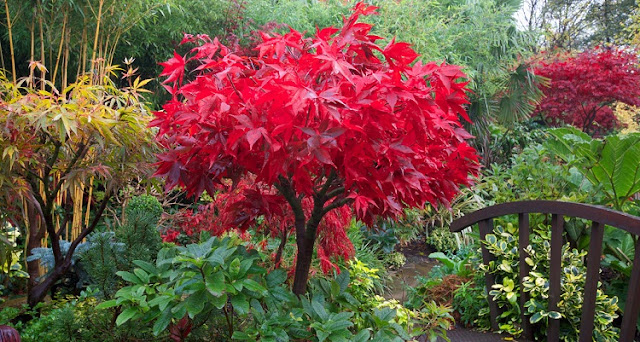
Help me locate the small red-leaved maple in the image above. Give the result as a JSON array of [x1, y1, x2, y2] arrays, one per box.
[[532, 47, 640, 136], [152, 3, 479, 294]]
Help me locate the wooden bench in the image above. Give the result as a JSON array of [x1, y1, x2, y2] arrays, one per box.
[[450, 200, 640, 342]]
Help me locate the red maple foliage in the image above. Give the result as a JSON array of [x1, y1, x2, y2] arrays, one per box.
[[152, 2, 479, 294], [532, 47, 640, 136]]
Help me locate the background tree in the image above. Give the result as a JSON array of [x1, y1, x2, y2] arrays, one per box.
[[0, 69, 155, 306], [624, 1, 640, 47], [518, 0, 636, 49], [152, 4, 479, 294], [532, 47, 640, 136]]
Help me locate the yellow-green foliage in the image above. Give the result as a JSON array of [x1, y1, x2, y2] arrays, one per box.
[[614, 102, 640, 133], [0, 69, 155, 194]]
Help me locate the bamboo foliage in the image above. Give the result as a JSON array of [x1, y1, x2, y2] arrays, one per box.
[[1, 0, 160, 88]]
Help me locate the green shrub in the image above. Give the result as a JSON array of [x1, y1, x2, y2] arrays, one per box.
[[3, 291, 155, 342], [426, 227, 458, 253], [480, 221, 619, 341], [116, 208, 163, 270], [477, 144, 594, 205], [125, 194, 163, 222], [81, 197, 163, 297], [383, 252, 407, 270], [404, 248, 474, 312], [101, 236, 443, 341], [80, 232, 124, 298], [452, 275, 490, 328]]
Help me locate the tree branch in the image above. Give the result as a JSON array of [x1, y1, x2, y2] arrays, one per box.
[[56, 193, 74, 237], [322, 197, 353, 215], [44, 139, 62, 181], [50, 140, 90, 202], [325, 186, 345, 200], [315, 169, 337, 201], [274, 176, 306, 238]]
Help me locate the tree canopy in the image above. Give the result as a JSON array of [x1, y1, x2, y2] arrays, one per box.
[[152, 3, 479, 293], [532, 47, 640, 136]]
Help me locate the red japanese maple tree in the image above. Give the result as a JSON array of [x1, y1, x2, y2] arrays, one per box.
[[532, 47, 640, 136], [152, 3, 479, 294]]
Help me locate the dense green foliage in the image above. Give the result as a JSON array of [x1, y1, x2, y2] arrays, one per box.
[[483, 221, 619, 341], [1, 0, 639, 341], [97, 236, 448, 341]]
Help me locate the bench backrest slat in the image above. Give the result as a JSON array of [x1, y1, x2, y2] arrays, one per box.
[[518, 213, 533, 341], [579, 221, 605, 342], [620, 239, 640, 342]]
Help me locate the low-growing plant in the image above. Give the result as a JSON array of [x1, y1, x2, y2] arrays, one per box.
[[362, 224, 399, 255], [452, 274, 490, 328], [428, 252, 473, 279], [100, 235, 444, 341], [99, 235, 270, 339], [415, 301, 455, 342], [0, 224, 28, 297], [426, 228, 459, 253], [0, 289, 156, 342], [481, 221, 619, 341], [383, 252, 407, 270]]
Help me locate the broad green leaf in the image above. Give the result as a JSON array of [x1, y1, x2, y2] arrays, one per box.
[[116, 307, 139, 326], [95, 299, 118, 310], [312, 296, 329, 321], [243, 278, 266, 294], [266, 269, 287, 288], [205, 271, 225, 296], [548, 311, 562, 320], [185, 290, 207, 317], [152, 309, 172, 336], [231, 293, 250, 315], [530, 312, 544, 323], [116, 271, 142, 284]]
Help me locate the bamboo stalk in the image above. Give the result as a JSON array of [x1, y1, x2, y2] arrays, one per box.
[[4, 0, 17, 83], [29, 5, 35, 85], [107, 33, 122, 68], [0, 39, 5, 72], [90, 0, 105, 83], [22, 196, 30, 273], [38, 1, 45, 89], [72, 183, 83, 240], [80, 24, 88, 78], [84, 177, 94, 227], [51, 11, 68, 88], [62, 25, 70, 89]]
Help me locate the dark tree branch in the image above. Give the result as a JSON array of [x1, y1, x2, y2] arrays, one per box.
[[44, 139, 62, 181], [322, 197, 353, 215], [325, 186, 345, 200], [315, 169, 337, 201], [273, 228, 289, 268], [50, 141, 90, 203]]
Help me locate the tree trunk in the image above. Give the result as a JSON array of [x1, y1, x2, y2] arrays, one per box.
[[27, 256, 75, 306], [292, 203, 324, 295], [292, 232, 316, 295], [25, 211, 43, 295]]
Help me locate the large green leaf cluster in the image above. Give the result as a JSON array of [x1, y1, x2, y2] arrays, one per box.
[[100, 236, 436, 341], [546, 127, 640, 211]]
